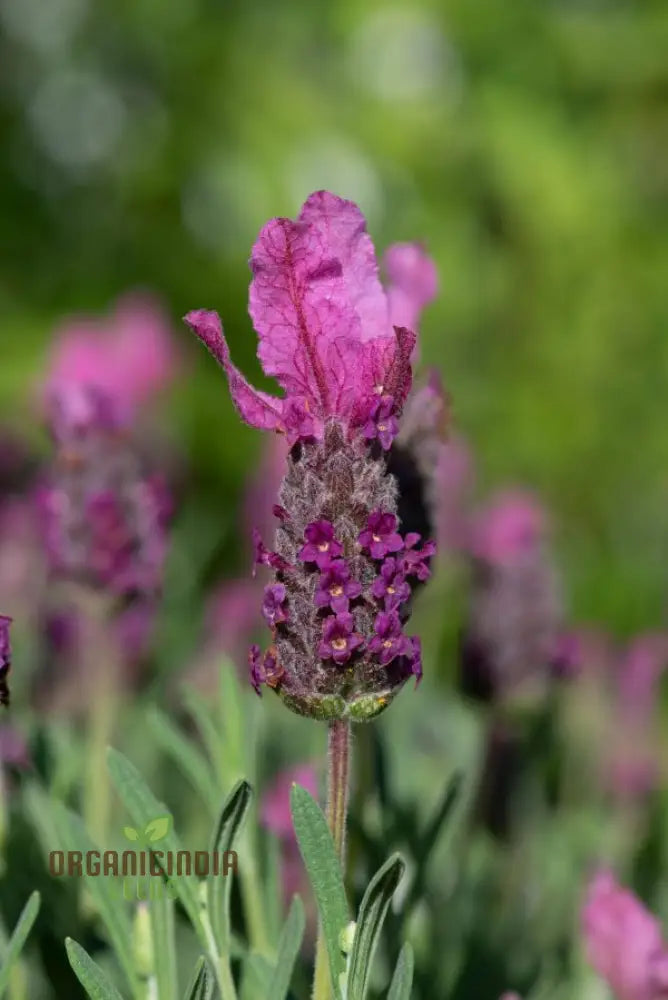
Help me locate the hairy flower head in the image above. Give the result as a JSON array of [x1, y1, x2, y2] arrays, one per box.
[[186, 191, 439, 721]]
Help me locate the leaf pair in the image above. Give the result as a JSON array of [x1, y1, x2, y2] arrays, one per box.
[[290, 783, 414, 1000]]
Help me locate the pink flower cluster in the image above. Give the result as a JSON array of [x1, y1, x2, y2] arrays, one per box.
[[583, 871, 668, 1000]]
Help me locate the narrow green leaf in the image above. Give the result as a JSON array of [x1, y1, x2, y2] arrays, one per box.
[[0, 891, 40, 998], [51, 802, 138, 996], [182, 956, 214, 1000], [263, 833, 283, 944], [147, 707, 219, 812], [266, 896, 305, 1000], [208, 779, 253, 951], [386, 943, 414, 1000], [150, 890, 177, 1000], [240, 953, 273, 1000], [290, 784, 349, 1000], [65, 938, 125, 1000], [347, 854, 406, 1000], [106, 748, 205, 949], [419, 770, 462, 863]]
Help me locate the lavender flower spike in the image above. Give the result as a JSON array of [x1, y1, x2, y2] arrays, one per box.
[[186, 191, 439, 721]]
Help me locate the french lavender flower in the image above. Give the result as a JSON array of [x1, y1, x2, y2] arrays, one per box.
[[185, 191, 437, 721], [459, 490, 563, 703], [582, 871, 668, 1000], [34, 303, 175, 708], [0, 615, 11, 707]]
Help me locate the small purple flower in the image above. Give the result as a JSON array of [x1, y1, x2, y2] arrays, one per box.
[[0, 615, 11, 707], [363, 395, 399, 451], [402, 533, 436, 581], [262, 584, 289, 627], [369, 611, 411, 666], [298, 520, 343, 568], [314, 561, 362, 613], [318, 613, 364, 665], [249, 644, 284, 695], [358, 511, 403, 560], [370, 558, 410, 610]]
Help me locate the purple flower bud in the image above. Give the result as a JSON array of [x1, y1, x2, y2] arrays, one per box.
[[298, 520, 344, 568], [358, 511, 404, 560], [363, 395, 399, 451], [314, 560, 362, 614], [262, 584, 289, 627], [368, 611, 412, 666], [318, 613, 364, 665], [0, 615, 11, 707], [249, 644, 284, 695], [402, 533, 436, 581], [370, 558, 410, 610], [252, 529, 290, 576]]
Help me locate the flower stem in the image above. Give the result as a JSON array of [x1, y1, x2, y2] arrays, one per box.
[[312, 719, 351, 1000]]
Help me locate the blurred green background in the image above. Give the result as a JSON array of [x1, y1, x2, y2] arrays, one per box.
[[1, 0, 667, 633]]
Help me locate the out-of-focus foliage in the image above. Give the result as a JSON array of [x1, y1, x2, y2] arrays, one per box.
[[2, 0, 667, 626]]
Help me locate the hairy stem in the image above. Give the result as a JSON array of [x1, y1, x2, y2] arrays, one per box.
[[312, 719, 351, 1000]]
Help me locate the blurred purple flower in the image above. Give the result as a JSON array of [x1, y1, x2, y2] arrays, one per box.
[[45, 294, 177, 429], [459, 490, 562, 702], [607, 634, 668, 802], [582, 870, 668, 1000], [470, 491, 545, 566], [0, 724, 29, 770], [260, 764, 318, 838]]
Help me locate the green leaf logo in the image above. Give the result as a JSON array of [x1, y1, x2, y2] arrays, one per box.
[[143, 816, 171, 843], [123, 825, 140, 842]]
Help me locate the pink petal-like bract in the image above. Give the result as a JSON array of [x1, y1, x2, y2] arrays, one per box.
[[188, 191, 418, 442], [384, 242, 438, 337]]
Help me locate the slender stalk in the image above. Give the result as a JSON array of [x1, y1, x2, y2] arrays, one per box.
[[312, 719, 351, 1000], [82, 597, 120, 849]]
